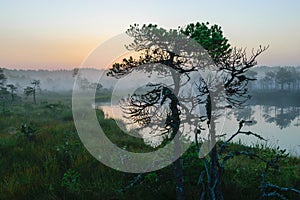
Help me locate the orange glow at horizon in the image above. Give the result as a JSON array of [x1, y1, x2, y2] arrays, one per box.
[[1, 32, 299, 70], [0, 35, 109, 70], [1, 36, 299, 71]]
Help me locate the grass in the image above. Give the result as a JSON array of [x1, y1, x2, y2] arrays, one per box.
[[0, 93, 299, 199]]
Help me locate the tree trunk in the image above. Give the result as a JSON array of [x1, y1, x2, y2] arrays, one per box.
[[206, 96, 224, 200], [173, 138, 185, 200], [33, 89, 36, 104], [11, 91, 14, 103], [171, 69, 185, 200]]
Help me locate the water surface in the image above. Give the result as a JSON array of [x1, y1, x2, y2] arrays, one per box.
[[98, 102, 300, 156]]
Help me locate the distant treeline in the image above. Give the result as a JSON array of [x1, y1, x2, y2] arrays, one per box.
[[248, 66, 300, 91], [2, 68, 117, 92], [2, 66, 300, 92]]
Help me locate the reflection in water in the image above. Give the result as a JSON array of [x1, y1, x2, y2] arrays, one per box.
[[229, 106, 257, 126], [97, 101, 209, 148], [228, 105, 300, 156], [228, 105, 300, 130], [98, 103, 300, 156], [261, 106, 300, 129]]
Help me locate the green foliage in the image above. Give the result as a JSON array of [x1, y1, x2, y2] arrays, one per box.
[[61, 169, 81, 194], [180, 22, 232, 63], [20, 123, 37, 141], [145, 172, 159, 184]]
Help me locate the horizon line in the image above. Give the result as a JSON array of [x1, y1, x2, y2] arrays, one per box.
[[2, 65, 300, 71]]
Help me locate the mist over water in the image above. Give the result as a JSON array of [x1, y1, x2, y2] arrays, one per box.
[[3, 67, 300, 155], [3, 68, 117, 92]]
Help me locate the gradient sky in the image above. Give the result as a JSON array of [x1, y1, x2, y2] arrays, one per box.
[[0, 0, 299, 70]]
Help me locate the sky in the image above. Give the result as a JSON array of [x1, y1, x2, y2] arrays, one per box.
[[0, 0, 299, 70]]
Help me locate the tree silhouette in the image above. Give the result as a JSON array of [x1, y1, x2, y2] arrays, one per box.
[[108, 23, 208, 200], [261, 71, 276, 90], [182, 23, 268, 200], [6, 84, 17, 103], [0, 68, 9, 112], [257, 67, 300, 91], [276, 67, 291, 90], [24, 80, 40, 104], [0, 87, 9, 113], [108, 23, 269, 200], [0, 68, 6, 86]]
